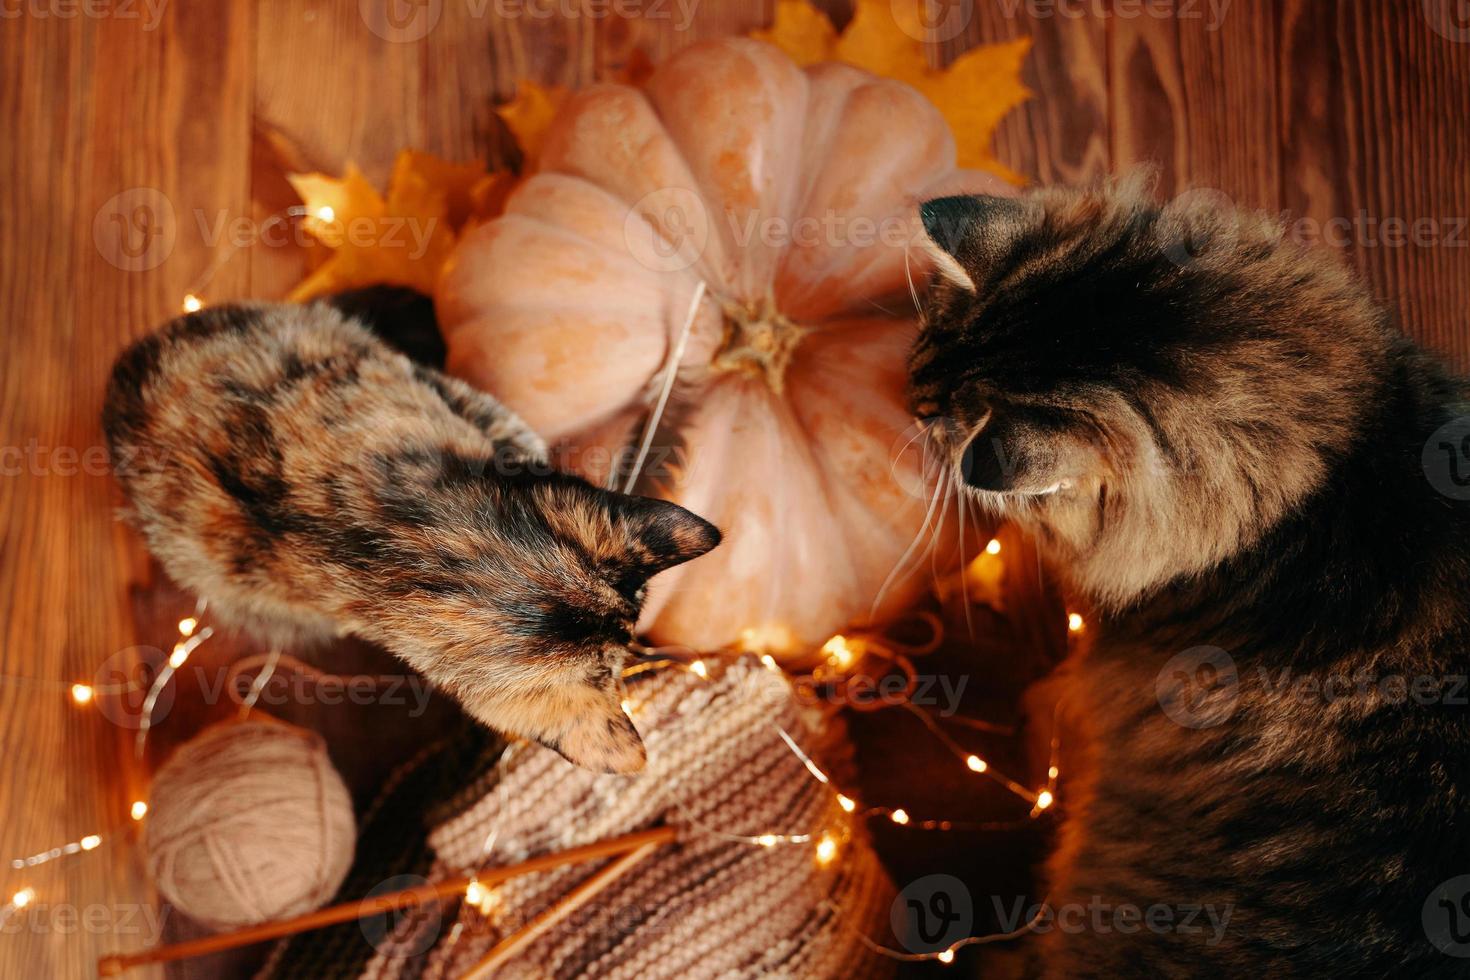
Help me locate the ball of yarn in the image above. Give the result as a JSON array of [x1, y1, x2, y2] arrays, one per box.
[[145, 719, 356, 931]]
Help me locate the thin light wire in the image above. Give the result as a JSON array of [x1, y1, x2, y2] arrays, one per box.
[[183, 206, 312, 304], [900, 701, 1038, 804], [621, 279, 707, 495], [237, 649, 282, 717], [134, 599, 212, 761], [825, 895, 1049, 962]]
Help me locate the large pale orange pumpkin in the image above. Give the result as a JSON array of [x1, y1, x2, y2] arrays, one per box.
[[436, 38, 1010, 658]]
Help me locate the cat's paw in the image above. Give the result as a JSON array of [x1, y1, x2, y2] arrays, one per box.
[[555, 709, 647, 774]]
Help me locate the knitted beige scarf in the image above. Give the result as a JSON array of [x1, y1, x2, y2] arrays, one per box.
[[360, 657, 896, 979]]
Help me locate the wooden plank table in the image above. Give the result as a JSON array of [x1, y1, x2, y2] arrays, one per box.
[[1, 2, 1466, 975]]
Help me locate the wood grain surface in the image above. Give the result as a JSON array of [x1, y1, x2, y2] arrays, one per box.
[[1, 1, 1466, 976]]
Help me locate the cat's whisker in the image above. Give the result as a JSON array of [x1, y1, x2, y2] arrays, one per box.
[[957, 470, 976, 639], [871, 428, 946, 617], [892, 421, 931, 465], [861, 295, 902, 318], [926, 460, 956, 592], [903, 246, 923, 319]]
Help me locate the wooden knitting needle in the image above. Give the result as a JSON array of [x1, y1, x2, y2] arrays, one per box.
[[96, 825, 679, 977], [458, 839, 665, 980]]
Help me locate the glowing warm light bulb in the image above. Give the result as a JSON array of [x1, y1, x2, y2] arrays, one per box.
[[690, 660, 708, 679], [1036, 790, 1055, 810], [821, 635, 857, 670], [130, 801, 148, 821], [837, 794, 857, 813], [80, 835, 101, 851], [315, 205, 336, 223], [814, 833, 838, 867], [465, 879, 498, 914], [70, 684, 94, 705], [985, 538, 1002, 555], [938, 949, 956, 964], [1067, 612, 1084, 633], [756, 834, 780, 848], [966, 754, 988, 773], [168, 644, 188, 669], [11, 888, 34, 909], [1048, 766, 1059, 780], [889, 808, 910, 825], [737, 624, 797, 654], [177, 616, 198, 636], [181, 294, 203, 313]]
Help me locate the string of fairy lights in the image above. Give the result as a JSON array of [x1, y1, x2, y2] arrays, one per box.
[[5, 272, 1088, 965], [177, 204, 337, 315], [4, 535, 1081, 969], [435, 606, 1070, 968]]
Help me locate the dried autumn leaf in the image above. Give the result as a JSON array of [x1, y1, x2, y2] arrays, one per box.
[[392, 150, 490, 228], [751, 0, 1032, 183], [287, 163, 385, 249], [287, 150, 506, 302], [836, 0, 931, 82], [496, 80, 569, 170], [919, 36, 1031, 179], [750, 0, 837, 66]]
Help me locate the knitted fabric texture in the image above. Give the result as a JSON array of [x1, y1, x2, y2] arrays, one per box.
[[362, 657, 896, 979]]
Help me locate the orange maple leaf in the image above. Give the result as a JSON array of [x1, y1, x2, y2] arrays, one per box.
[[754, 0, 1032, 183], [287, 150, 504, 301], [496, 80, 569, 171]]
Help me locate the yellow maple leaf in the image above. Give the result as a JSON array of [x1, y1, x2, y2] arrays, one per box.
[[918, 36, 1031, 179], [287, 150, 508, 302], [496, 80, 569, 170], [752, 0, 1032, 183], [751, 0, 837, 66], [287, 163, 385, 249], [393, 150, 492, 228]]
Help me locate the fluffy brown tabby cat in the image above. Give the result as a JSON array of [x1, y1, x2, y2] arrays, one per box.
[[103, 298, 720, 773], [909, 176, 1470, 976]]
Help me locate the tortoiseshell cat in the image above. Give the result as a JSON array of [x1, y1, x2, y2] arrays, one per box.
[[103, 296, 720, 773], [909, 177, 1470, 975]]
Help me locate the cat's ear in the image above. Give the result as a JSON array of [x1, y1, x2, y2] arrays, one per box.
[[614, 495, 722, 578], [918, 195, 1030, 293]]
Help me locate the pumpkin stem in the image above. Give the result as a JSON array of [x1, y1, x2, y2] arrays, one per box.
[[709, 297, 809, 394]]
